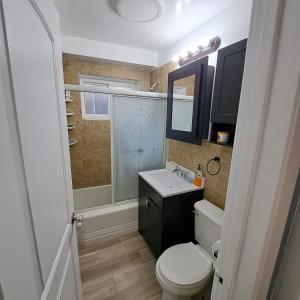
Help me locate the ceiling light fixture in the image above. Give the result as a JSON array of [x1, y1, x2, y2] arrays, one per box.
[[117, 0, 163, 23], [173, 36, 221, 67]]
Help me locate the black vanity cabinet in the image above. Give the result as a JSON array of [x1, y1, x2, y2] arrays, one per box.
[[210, 39, 247, 146], [138, 176, 203, 258]]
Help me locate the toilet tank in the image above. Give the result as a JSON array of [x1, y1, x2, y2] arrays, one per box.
[[194, 200, 224, 255]]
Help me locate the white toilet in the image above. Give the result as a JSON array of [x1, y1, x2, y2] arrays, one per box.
[[155, 200, 224, 300]]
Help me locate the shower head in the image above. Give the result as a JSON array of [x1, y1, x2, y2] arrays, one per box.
[[150, 81, 160, 92]]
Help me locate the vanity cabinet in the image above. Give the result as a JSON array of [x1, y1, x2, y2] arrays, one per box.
[[210, 39, 247, 146], [138, 176, 203, 258]]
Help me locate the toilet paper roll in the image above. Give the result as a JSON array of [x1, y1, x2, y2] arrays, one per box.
[[211, 240, 221, 259]]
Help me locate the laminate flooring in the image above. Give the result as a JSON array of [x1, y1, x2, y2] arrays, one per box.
[[78, 232, 162, 300]]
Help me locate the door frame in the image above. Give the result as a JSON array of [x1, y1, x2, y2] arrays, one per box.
[[211, 0, 300, 298]]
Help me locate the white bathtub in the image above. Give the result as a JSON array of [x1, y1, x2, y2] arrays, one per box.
[[73, 184, 112, 210], [76, 201, 138, 244]]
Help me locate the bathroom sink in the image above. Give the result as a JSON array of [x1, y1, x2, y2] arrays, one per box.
[[139, 169, 201, 197]]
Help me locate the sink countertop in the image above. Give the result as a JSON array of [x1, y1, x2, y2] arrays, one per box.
[[139, 168, 202, 198]]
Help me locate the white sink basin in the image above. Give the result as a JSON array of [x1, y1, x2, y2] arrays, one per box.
[[139, 169, 201, 198]]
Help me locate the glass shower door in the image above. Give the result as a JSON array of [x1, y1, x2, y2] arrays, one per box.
[[111, 96, 166, 202]]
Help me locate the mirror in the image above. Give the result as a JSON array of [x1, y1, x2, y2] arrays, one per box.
[[166, 57, 214, 145], [171, 74, 195, 132]]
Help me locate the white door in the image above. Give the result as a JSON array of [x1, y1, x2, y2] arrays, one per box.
[[0, 0, 82, 299]]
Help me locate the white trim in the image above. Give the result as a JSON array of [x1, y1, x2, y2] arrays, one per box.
[[80, 74, 139, 89], [77, 221, 138, 243]]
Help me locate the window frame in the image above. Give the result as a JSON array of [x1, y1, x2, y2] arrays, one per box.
[[79, 75, 137, 121]]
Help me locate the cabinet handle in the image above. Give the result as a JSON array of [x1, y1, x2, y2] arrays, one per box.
[[148, 197, 159, 209], [145, 199, 149, 207]]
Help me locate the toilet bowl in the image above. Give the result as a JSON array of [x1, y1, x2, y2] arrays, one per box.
[[155, 200, 224, 300], [155, 242, 213, 300]]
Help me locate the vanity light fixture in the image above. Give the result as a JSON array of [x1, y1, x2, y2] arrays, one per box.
[[173, 36, 221, 67]]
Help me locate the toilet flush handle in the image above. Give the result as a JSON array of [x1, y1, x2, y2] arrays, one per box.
[[214, 269, 224, 284]]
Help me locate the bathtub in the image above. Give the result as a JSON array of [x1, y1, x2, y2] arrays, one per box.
[[76, 201, 138, 245], [73, 184, 112, 210]]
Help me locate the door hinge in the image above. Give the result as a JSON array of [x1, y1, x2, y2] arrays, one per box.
[[215, 269, 224, 284], [72, 212, 83, 228]]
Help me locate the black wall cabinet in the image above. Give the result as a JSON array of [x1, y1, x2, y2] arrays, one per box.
[[166, 57, 214, 145], [138, 176, 203, 258], [210, 39, 247, 146], [211, 39, 247, 124]]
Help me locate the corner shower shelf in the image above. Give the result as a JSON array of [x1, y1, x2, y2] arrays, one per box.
[[69, 139, 78, 147], [66, 109, 75, 116], [67, 123, 76, 130], [65, 97, 73, 103]]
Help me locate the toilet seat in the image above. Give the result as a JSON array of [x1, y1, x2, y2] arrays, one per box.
[[157, 242, 212, 288]]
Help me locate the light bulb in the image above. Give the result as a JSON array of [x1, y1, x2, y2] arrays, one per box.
[[172, 54, 179, 62], [200, 38, 210, 48], [179, 50, 188, 58], [176, 1, 182, 13]]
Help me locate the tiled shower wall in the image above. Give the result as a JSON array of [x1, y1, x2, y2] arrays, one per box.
[[63, 55, 151, 189], [150, 62, 232, 209]]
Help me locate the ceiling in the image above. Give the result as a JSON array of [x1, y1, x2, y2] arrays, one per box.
[[54, 0, 236, 52]]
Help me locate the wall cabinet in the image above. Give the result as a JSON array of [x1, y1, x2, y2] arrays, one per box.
[[166, 57, 214, 145], [210, 39, 247, 146], [138, 176, 203, 258]]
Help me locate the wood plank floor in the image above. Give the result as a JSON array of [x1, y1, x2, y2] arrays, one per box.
[[78, 232, 162, 300]]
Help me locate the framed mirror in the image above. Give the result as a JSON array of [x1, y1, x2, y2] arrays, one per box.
[[166, 56, 214, 145]]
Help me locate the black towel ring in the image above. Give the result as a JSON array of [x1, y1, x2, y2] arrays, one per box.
[[206, 157, 221, 176]]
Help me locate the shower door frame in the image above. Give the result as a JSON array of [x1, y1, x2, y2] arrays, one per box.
[[64, 84, 168, 207]]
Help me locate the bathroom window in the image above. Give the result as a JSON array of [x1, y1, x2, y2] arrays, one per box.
[[80, 76, 137, 120]]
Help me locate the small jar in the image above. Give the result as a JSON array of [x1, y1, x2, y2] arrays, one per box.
[[217, 131, 229, 143]]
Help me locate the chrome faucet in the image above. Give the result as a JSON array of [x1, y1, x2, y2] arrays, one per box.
[[173, 165, 182, 177]]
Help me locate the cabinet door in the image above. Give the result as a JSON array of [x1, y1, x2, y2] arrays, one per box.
[[138, 178, 162, 258], [143, 197, 162, 258], [211, 39, 247, 124]]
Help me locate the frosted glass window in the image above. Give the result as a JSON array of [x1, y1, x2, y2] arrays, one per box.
[[83, 92, 110, 118], [80, 76, 137, 121]]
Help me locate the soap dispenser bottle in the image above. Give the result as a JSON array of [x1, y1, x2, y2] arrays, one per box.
[[193, 164, 204, 187]]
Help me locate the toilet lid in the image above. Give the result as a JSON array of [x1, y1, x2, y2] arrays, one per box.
[[159, 243, 212, 286]]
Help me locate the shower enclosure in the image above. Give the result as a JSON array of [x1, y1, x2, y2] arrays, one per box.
[[112, 95, 165, 203], [66, 85, 166, 211]]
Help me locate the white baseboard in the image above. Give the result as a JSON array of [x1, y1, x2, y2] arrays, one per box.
[[77, 221, 138, 244]]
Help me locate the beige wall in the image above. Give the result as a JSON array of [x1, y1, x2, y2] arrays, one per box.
[[151, 62, 232, 209], [63, 56, 151, 189]]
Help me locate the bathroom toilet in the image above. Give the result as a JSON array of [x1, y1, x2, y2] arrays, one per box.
[[155, 200, 224, 300]]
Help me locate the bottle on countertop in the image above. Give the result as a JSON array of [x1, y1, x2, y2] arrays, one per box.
[[193, 164, 204, 187]]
